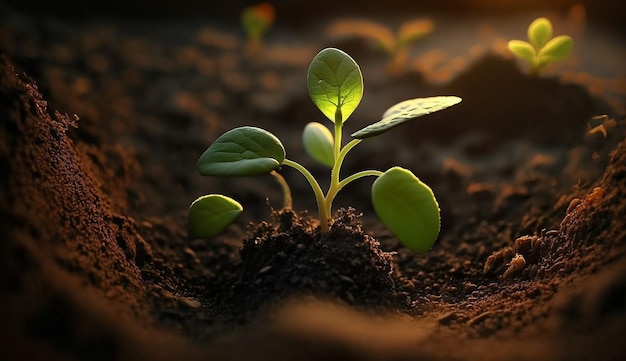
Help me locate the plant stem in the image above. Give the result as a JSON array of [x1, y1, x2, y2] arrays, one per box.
[[282, 159, 330, 231], [337, 170, 383, 190], [270, 170, 292, 209]]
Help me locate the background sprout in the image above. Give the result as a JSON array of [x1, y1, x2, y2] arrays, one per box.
[[241, 2, 275, 54], [327, 18, 434, 75], [508, 17, 573, 76], [188, 47, 461, 254]]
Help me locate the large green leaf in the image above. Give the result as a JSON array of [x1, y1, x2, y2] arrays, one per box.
[[197, 126, 285, 176], [188, 194, 243, 239], [302, 122, 335, 167], [307, 48, 363, 124], [528, 17, 552, 50], [351, 96, 461, 139], [538, 35, 573, 62], [371, 167, 440, 253]]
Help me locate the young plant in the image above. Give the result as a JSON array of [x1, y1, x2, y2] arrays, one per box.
[[188, 48, 461, 253], [327, 18, 434, 75], [508, 17, 573, 76], [241, 2, 275, 54]]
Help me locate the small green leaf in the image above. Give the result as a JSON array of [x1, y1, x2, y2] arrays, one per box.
[[371, 167, 440, 253], [351, 96, 461, 139], [538, 35, 573, 62], [508, 40, 536, 62], [528, 17, 552, 50], [302, 122, 335, 167], [307, 48, 363, 124], [188, 194, 243, 239], [197, 126, 285, 176]]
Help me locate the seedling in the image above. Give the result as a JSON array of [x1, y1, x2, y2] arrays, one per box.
[[188, 48, 461, 253], [508, 17, 573, 76], [327, 18, 434, 75], [241, 2, 275, 54]]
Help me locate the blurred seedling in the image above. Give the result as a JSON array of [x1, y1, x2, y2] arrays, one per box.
[[241, 2, 275, 54], [188, 48, 461, 253], [508, 17, 573, 76], [586, 115, 617, 138], [327, 18, 434, 76]]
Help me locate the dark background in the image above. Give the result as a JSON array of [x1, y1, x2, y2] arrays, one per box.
[[4, 0, 625, 29]]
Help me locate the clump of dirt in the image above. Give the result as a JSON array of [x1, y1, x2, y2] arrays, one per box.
[[230, 208, 401, 316]]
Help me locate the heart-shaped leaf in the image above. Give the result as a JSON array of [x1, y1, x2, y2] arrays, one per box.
[[302, 122, 335, 167], [188, 194, 243, 239], [307, 47, 363, 124], [371, 167, 440, 253], [538, 35, 573, 62], [197, 126, 285, 176], [351, 96, 461, 139], [508, 40, 536, 62], [528, 17, 552, 50]]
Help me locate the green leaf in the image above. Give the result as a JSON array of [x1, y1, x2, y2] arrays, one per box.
[[188, 194, 243, 239], [528, 17, 552, 50], [371, 167, 440, 254], [307, 47, 363, 124], [197, 126, 285, 176], [538, 35, 573, 62], [508, 40, 536, 62], [351, 96, 461, 139], [302, 122, 335, 167]]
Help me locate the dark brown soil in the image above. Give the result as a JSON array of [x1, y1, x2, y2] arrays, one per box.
[[1, 4, 626, 361]]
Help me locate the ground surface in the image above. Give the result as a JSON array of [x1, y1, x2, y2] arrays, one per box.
[[1, 3, 626, 361]]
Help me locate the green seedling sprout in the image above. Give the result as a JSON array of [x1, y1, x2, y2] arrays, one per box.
[[327, 18, 434, 75], [241, 2, 275, 54], [508, 17, 573, 76], [188, 48, 461, 253]]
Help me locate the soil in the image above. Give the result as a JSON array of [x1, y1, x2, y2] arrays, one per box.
[[1, 3, 626, 361]]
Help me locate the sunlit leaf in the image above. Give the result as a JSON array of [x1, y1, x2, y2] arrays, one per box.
[[307, 48, 363, 124], [528, 17, 552, 50], [351, 96, 461, 139], [188, 194, 243, 239], [302, 122, 335, 167], [507, 40, 536, 62], [371, 167, 440, 253], [197, 126, 285, 176], [538, 35, 573, 62]]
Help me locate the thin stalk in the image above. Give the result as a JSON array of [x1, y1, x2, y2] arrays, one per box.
[[282, 159, 330, 231], [334, 139, 361, 176], [270, 170, 292, 209], [337, 170, 383, 190], [325, 170, 383, 214], [331, 119, 343, 187]]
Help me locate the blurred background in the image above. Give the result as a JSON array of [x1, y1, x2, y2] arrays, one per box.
[[3, 0, 625, 26]]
